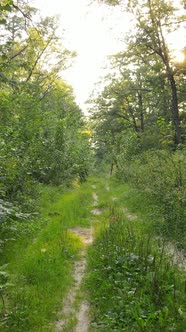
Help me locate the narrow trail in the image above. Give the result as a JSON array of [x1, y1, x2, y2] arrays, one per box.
[[55, 183, 186, 331], [55, 190, 101, 332]]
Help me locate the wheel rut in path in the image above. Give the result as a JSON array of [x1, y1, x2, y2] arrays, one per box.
[[56, 192, 100, 332]]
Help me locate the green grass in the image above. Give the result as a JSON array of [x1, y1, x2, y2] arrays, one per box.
[[87, 217, 186, 331], [1, 175, 186, 331], [86, 177, 186, 332], [0, 181, 93, 331]]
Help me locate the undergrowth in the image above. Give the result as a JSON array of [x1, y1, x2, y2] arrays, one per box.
[[0, 181, 92, 331], [1, 175, 186, 331], [116, 150, 186, 250], [87, 213, 186, 331], [86, 178, 186, 332]]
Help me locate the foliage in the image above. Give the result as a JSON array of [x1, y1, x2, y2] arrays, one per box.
[[0, 5, 91, 327], [90, 0, 186, 165], [90, 0, 186, 249], [0, 1, 91, 225], [87, 209, 186, 331], [116, 149, 186, 248]]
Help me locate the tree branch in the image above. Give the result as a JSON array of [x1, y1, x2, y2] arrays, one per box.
[[9, 45, 28, 60], [25, 37, 53, 82]]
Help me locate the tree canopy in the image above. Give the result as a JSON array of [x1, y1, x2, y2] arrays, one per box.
[[0, 0, 91, 221]]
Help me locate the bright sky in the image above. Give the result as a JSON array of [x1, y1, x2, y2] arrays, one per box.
[[32, 0, 130, 114], [32, 0, 185, 114]]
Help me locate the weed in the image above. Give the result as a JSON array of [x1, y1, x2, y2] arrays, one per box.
[[0, 181, 92, 331], [87, 200, 186, 331]]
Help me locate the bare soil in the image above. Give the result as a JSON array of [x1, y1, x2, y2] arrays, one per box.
[[55, 192, 100, 332], [164, 242, 186, 272], [56, 227, 93, 331]]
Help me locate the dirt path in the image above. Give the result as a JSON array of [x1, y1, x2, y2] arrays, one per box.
[[55, 228, 92, 331], [55, 186, 186, 331], [55, 192, 101, 332]]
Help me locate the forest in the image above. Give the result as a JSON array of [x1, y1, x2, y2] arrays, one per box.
[[0, 0, 186, 331]]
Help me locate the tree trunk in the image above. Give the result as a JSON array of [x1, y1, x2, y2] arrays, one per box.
[[138, 92, 144, 132], [168, 73, 181, 145]]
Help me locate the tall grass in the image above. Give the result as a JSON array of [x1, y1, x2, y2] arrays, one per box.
[[87, 208, 186, 331], [116, 150, 186, 249], [85, 178, 186, 332], [0, 181, 92, 331]]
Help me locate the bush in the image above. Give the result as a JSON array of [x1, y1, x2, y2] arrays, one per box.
[[116, 149, 186, 246]]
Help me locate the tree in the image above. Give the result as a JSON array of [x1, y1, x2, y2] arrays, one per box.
[[95, 0, 186, 146], [0, 1, 90, 221]]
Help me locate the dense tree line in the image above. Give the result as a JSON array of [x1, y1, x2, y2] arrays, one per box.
[[0, 0, 90, 222], [91, 0, 186, 246]]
